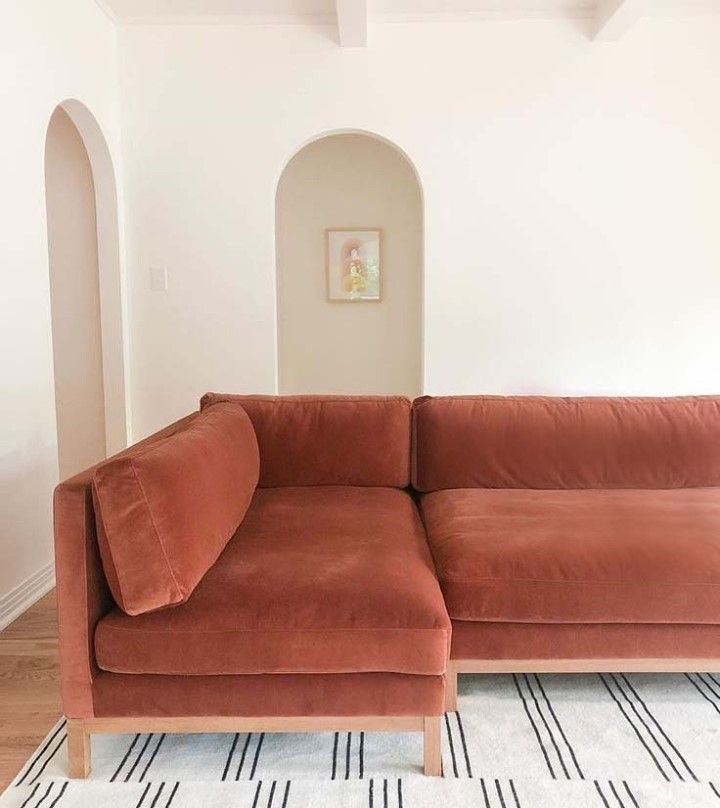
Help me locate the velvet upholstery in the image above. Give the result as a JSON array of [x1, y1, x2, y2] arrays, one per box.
[[53, 413, 200, 719], [420, 487, 720, 624], [92, 672, 445, 717], [95, 487, 451, 676], [92, 403, 259, 616], [451, 620, 720, 661], [200, 393, 411, 488], [412, 395, 720, 492]]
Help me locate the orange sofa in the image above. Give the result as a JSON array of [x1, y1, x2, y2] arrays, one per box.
[[412, 395, 720, 709], [54, 393, 720, 777]]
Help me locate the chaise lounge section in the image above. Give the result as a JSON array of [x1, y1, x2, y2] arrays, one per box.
[[412, 395, 720, 709]]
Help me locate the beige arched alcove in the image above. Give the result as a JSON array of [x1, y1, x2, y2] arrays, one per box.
[[44, 100, 127, 479], [275, 130, 424, 396]]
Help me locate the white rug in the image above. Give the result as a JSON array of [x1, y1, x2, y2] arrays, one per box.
[[3, 673, 720, 808]]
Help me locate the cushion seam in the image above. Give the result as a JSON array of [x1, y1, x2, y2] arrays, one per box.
[[96, 664, 446, 675], [97, 625, 450, 634], [440, 576, 720, 586]]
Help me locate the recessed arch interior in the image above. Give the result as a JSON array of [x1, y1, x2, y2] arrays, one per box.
[[275, 130, 424, 397], [44, 99, 128, 478]]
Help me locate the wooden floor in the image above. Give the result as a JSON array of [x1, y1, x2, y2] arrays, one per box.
[[0, 592, 61, 791]]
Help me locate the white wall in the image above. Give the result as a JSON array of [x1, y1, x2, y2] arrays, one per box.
[[0, 1, 122, 617], [119, 16, 720, 439], [276, 133, 422, 396], [46, 108, 108, 480]]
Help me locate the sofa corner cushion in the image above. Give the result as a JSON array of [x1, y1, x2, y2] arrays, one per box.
[[200, 393, 412, 487], [420, 487, 720, 624], [95, 486, 451, 676], [92, 402, 260, 616]]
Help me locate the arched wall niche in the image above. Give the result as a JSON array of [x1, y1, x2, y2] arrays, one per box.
[[274, 129, 424, 397], [44, 99, 128, 479]]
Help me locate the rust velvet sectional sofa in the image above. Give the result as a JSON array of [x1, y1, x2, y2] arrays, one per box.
[[53, 393, 720, 778]]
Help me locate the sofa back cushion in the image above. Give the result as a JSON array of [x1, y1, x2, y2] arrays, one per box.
[[412, 395, 720, 491], [201, 393, 411, 487], [92, 402, 259, 615]]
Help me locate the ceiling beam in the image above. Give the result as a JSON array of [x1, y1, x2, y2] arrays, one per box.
[[335, 0, 367, 47], [594, 0, 645, 41]]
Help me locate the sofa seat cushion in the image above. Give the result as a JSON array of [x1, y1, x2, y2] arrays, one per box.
[[420, 488, 720, 624], [95, 486, 450, 676]]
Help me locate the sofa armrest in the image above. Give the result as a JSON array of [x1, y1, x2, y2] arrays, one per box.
[[53, 413, 200, 718]]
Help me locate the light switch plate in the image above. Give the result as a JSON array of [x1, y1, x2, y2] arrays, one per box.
[[149, 266, 168, 292]]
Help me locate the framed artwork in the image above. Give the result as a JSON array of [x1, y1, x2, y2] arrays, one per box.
[[326, 228, 382, 302]]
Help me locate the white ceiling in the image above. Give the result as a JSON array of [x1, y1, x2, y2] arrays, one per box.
[[100, 0, 720, 23]]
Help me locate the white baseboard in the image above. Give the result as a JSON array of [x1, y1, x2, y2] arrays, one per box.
[[0, 562, 56, 632]]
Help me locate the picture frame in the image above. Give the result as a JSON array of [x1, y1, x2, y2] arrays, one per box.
[[326, 228, 382, 302]]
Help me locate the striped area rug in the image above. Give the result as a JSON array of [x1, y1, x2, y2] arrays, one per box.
[[3, 673, 720, 807]]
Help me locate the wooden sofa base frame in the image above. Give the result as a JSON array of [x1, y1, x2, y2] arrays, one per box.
[[66, 715, 442, 779], [444, 658, 720, 711]]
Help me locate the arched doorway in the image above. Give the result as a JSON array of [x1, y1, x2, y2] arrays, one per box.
[[45, 101, 127, 479], [275, 132, 423, 396]]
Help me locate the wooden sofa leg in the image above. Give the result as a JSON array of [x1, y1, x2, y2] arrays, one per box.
[[445, 663, 458, 712], [423, 716, 442, 776], [67, 720, 90, 778]]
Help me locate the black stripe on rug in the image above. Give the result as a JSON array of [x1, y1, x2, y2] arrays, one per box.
[[608, 779, 627, 807], [222, 733, 240, 781], [454, 712, 473, 777], [512, 673, 556, 779], [140, 733, 167, 782], [46, 781, 68, 808], [685, 673, 720, 716], [17, 782, 40, 808], [623, 781, 640, 808], [164, 781, 179, 808], [15, 721, 67, 787], [26, 732, 67, 787], [522, 673, 570, 779], [479, 778, 491, 808], [29, 781, 54, 808], [235, 734, 254, 780], [509, 779, 522, 808], [594, 780, 611, 808], [359, 732, 365, 780], [112, 733, 141, 782], [599, 674, 670, 781], [618, 674, 696, 782], [610, 674, 690, 782], [344, 732, 352, 780], [148, 782, 166, 808], [443, 712, 459, 778], [125, 734, 155, 783], [494, 778, 508, 808], [331, 732, 339, 780], [532, 674, 584, 779], [135, 782, 152, 808], [250, 780, 263, 808], [249, 733, 265, 780]]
